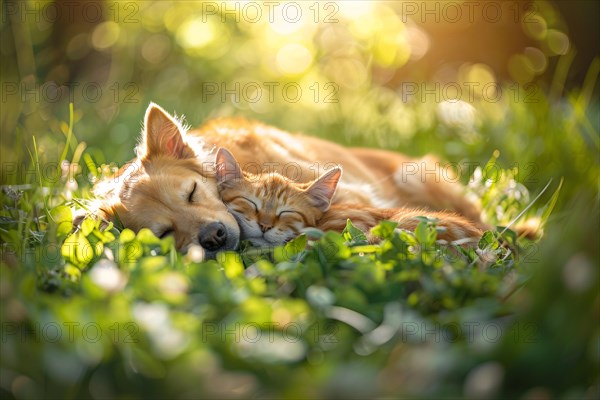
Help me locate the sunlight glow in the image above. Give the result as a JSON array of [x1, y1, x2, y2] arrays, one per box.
[[337, 0, 375, 20], [177, 19, 215, 49], [276, 43, 313, 75]]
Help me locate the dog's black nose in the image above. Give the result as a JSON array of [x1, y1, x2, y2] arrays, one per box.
[[199, 222, 228, 251]]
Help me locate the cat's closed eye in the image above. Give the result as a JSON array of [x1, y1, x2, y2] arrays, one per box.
[[225, 195, 259, 216], [240, 197, 258, 212], [276, 210, 305, 225], [277, 210, 300, 217]]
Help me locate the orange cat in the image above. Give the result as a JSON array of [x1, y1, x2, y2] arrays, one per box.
[[215, 148, 483, 247], [215, 148, 341, 246]]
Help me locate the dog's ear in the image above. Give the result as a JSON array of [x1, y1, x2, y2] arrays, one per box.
[[305, 167, 342, 212], [215, 148, 243, 186], [140, 103, 194, 159]]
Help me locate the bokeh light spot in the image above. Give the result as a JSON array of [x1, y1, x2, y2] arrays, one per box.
[[437, 100, 477, 132], [142, 34, 172, 64], [508, 54, 535, 83], [546, 30, 570, 55], [522, 15, 547, 40], [324, 57, 368, 89], [464, 63, 496, 89], [338, 1, 374, 20], [276, 43, 313, 75], [524, 47, 547, 73], [269, 6, 306, 35], [177, 18, 215, 49], [373, 32, 410, 68], [563, 254, 595, 292], [66, 33, 90, 60], [406, 24, 430, 61], [91, 22, 120, 50]]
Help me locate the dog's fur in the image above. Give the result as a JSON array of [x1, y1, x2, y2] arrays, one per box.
[[93, 103, 485, 257]]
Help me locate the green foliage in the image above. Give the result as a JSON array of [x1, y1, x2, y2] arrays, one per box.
[[342, 219, 369, 246]]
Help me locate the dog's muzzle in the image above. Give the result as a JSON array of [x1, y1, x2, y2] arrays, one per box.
[[198, 222, 239, 259], [199, 222, 228, 251]]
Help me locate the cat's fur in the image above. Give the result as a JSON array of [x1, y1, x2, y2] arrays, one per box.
[[216, 148, 483, 246]]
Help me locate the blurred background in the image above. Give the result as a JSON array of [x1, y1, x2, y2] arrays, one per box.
[[1, 0, 598, 168], [1, 1, 599, 398]]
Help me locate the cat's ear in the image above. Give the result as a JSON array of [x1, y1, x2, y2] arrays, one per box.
[[215, 147, 243, 185], [139, 103, 194, 159], [305, 167, 342, 212]]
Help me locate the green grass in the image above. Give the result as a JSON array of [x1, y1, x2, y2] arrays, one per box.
[[1, 85, 598, 399]]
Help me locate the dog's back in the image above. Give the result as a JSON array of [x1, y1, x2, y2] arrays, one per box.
[[191, 116, 483, 223]]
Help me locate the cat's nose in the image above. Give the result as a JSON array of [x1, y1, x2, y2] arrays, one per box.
[[199, 222, 228, 251], [259, 223, 272, 233]]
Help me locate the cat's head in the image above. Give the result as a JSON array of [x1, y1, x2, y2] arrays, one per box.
[[215, 148, 342, 247]]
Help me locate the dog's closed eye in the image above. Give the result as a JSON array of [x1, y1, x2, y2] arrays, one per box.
[[188, 182, 197, 202], [159, 229, 174, 239]]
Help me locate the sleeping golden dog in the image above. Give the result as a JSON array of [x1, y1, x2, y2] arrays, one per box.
[[92, 103, 484, 258]]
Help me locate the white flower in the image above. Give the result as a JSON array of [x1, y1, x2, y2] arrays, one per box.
[[89, 259, 126, 292]]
